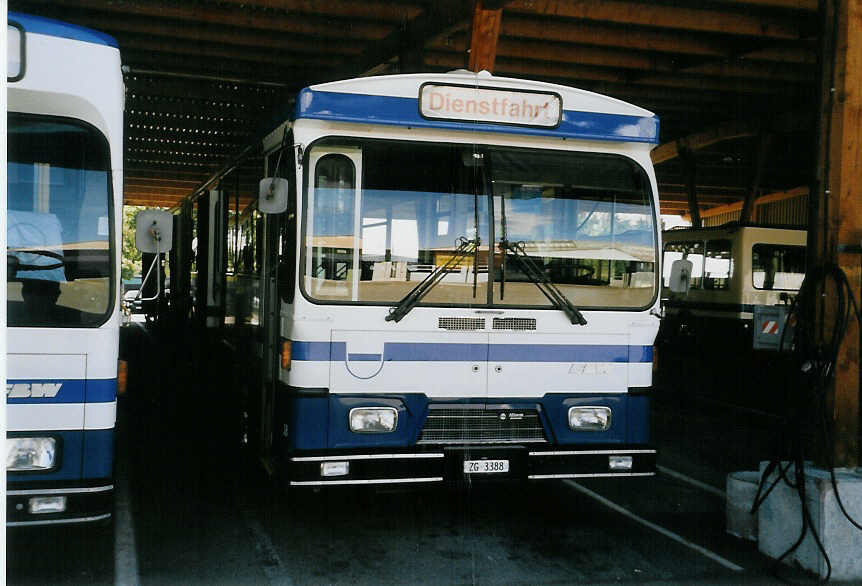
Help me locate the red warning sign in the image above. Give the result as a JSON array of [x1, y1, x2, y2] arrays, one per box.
[[761, 320, 780, 335]]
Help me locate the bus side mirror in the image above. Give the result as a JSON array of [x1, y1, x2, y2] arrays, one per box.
[[135, 210, 173, 253], [668, 258, 693, 294], [259, 178, 289, 214]]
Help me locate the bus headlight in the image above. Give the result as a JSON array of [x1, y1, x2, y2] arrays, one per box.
[[6, 437, 57, 471], [349, 407, 398, 433], [568, 406, 611, 431]]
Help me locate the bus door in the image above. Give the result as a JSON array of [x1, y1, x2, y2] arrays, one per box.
[[258, 212, 282, 463], [258, 138, 296, 465]]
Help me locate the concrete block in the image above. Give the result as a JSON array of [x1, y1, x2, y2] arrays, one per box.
[[726, 470, 759, 541], [758, 461, 862, 581]]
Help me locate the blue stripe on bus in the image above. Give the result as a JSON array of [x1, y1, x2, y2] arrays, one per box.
[[348, 353, 382, 361], [292, 341, 336, 361], [384, 343, 489, 362], [488, 344, 629, 362], [9, 12, 119, 48], [296, 89, 660, 144], [6, 379, 117, 404], [292, 341, 652, 363]]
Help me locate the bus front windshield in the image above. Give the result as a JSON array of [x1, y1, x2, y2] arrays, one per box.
[[7, 115, 114, 327], [303, 139, 657, 310]]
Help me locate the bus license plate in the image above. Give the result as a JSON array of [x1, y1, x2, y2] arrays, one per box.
[[463, 459, 509, 474]]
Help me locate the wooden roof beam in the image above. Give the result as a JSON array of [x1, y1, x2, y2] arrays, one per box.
[[506, 0, 807, 39], [18, 0, 392, 40], [676, 60, 815, 83], [500, 15, 733, 57], [322, 0, 472, 81], [652, 120, 760, 164], [427, 52, 812, 94], [431, 37, 814, 82], [35, 11, 367, 56], [118, 37, 340, 69], [653, 107, 814, 165], [687, 186, 809, 219], [211, 0, 424, 22], [707, 0, 817, 12], [122, 50, 320, 80], [434, 28, 817, 67]]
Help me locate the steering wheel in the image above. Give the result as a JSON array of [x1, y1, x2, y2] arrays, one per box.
[[7, 249, 65, 271]]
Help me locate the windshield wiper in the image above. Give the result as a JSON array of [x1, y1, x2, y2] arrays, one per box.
[[498, 239, 587, 326], [386, 236, 480, 323]]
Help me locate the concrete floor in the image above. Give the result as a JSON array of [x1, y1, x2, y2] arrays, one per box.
[[7, 322, 816, 585]]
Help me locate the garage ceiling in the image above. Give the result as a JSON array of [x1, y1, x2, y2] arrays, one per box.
[[10, 0, 820, 216]]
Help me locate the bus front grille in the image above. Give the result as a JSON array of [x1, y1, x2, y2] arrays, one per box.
[[438, 317, 485, 331], [417, 407, 547, 444], [492, 317, 537, 330]]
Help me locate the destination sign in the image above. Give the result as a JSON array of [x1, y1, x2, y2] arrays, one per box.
[[419, 84, 561, 128]]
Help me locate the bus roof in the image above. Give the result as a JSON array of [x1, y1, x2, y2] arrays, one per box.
[[296, 71, 659, 144], [8, 12, 119, 49]]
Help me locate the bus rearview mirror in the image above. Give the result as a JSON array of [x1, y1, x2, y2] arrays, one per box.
[[668, 258, 693, 294], [135, 209, 173, 254], [259, 178, 289, 214]]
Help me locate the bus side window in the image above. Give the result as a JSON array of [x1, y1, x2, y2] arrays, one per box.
[[311, 154, 356, 282], [704, 239, 732, 290], [663, 241, 704, 290], [752, 243, 805, 291]]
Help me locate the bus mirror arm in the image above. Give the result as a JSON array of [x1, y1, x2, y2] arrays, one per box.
[[137, 250, 162, 303]]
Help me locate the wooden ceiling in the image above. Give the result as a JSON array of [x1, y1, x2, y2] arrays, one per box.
[[11, 0, 821, 216]]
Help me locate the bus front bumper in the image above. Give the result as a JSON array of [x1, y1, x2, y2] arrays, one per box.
[[287, 445, 656, 487], [6, 484, 113, 527]]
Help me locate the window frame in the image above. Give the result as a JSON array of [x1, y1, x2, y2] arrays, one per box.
[[703, 238, 733, 291], [298, 135, 659, 312], [6, 112, 116, 329], [751, 242, 806, 291]]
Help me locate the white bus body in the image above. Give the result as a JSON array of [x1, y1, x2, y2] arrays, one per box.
[[191, 71, 662, 486], [6, 13, 124, 525]]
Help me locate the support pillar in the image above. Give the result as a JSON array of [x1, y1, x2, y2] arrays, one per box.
[[751, 3, 861, 577], [467, 0, 503, 72], [810, 0, 861, 470]]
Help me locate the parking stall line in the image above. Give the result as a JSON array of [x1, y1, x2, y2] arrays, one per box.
[[114, 466, 141, 586], [564, 480, 744, 573], [239, 506, 297, 586], [657, 465, 727, 500]]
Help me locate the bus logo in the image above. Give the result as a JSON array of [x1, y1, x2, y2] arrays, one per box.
[[6, 383, 63, 399]]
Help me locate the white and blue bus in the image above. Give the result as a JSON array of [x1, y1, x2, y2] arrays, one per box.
[[6, 13, 124, 525], [183, 71, 661, 487]]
